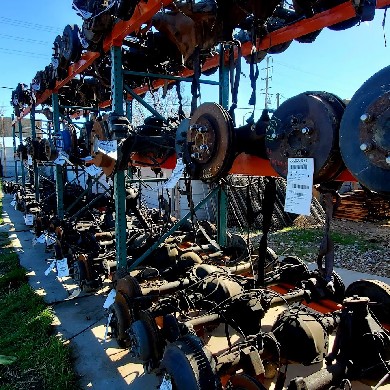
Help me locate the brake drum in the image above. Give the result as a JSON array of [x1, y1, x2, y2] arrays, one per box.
[[339, 65, 390, 195], [265, 92, 345, 183]]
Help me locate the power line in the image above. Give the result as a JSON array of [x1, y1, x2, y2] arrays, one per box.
[[0, 16, 62, 33], [273, 60, 323, 78], [0, 47, 48, 59], [0, 33, 51, 46]]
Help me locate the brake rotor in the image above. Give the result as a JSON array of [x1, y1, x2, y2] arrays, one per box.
[[265, 92, 345, 183], [187, 102, 235, 183], [339, 65, 390, 195], [226, 374, 267, 390]]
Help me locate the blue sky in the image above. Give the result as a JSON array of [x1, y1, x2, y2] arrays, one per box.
[[0, 1, 389, 125]]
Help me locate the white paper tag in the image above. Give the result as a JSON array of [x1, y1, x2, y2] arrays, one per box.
[[163, 158, 185, 189], [54, 156, 66, 166], [68, 288, 81, 299], [10, 200, 16, 207], [24, 214, 34, 226], [104, 312, 113, 343], [44, 260, 56, 276], [56, 258, 70, 278], [284, 158, 314, 216], [85, 165, 103, 177], [37, 234, 46, 244], [103, 289, 117, 309], [54, 151, 70, 166], [98, 140, 117, 160], [46, 235, 56, 246], [27, 154, 33, 165], [160, 375, 173, 390]]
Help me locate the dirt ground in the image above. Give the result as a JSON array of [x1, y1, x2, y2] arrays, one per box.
[[270, 216, 390, 278]]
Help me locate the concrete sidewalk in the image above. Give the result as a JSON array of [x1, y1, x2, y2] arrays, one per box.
[[1, 192, 389, 389], [1, 193, 158, 390]]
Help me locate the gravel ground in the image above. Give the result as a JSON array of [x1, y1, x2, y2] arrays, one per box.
[[235, 216, 390, 279]]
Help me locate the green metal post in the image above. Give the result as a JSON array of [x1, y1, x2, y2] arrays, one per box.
[[18, 121, 25, 186], [219, 44, 230, 109], [111, 45, 127, 272], [53, 93, 64, 219], [30, 102, 39, 200], [126, 100, 132, 121], [126, 100, 133, 181], [12, 114, 18, 182], [217, 44, 230, 247]]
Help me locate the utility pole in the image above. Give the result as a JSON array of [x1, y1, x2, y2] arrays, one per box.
[[261, 56, 273, 110], [1, 115, 5, 175], [276, 92, 280, 108]]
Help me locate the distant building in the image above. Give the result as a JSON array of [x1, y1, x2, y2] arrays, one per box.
[[1, 117, 43, 138]]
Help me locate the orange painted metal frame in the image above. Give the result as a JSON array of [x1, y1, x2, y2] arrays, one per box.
[[13, 0, 390, 179], [19, 0, 390, 118]]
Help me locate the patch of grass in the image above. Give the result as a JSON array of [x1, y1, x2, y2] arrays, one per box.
[[0, 190, 79, 390], [269, 226, 381, 260]]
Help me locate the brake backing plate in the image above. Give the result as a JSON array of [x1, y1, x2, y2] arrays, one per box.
[[339, 65, 390, 195], [265, 92, 345, 183]]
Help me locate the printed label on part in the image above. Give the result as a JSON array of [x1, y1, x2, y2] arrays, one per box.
[[24, 214, 34, 226], [46, 235, 56, 246], [104, 312, 113, 343], [163, 158, 185, 189], [98, 140, 117, 160], [56, 258, 69, 278], [160, 375, 173, 390], [85, 165, 103, 177], [284, 158, 314, 216], [103, 289, 117, 309], [37, 234, 46, 244], [44, 260, 56, 276]]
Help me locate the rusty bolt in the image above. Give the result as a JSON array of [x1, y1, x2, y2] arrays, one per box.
[[301, 127, 311, 135], [386, 156, 390, 165], [360, 143, 370, 151], [360, 113, 371, 123]]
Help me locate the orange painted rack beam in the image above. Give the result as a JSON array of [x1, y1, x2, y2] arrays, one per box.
[[17, 0, 390, 121], [131, 0, 390, 96]]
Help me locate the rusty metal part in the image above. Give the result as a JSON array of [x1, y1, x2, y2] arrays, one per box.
[[128, 310, 165, 371], [91, 152, 116, 176], [109, 302, 132, 348], [289, 296, 390, 389], [272, 306, 337, 365], [187, 102, 235, 183], [345, 279, 390, 324], [340, 65, 390, 195], [265, 92, 345, 183], [225, 374, 267, 390], [161, 334, 222, 390], [111, 275, 142, 347]]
